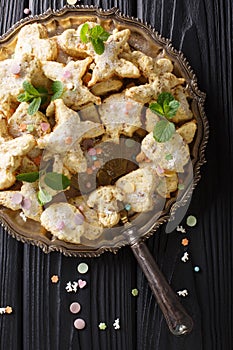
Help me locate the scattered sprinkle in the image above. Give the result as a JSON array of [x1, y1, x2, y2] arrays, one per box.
[[181, 252, 189, 263], [131, 288, 139, 297], [124, 204, 131, 211], [19, 211, 27, 222], [125, 139, 135, 148], [70, 302, 81, 314], [186, 215, 197, 227], [11, 193, 23, 205], [40, 122, 50, 132], [176, 225, 186, 233], [113, 318, 120, 330], [23, 8, 31, 15], [63, 70, 72, 79], [51, 275, 59, 283], [88, 148, 97, 156], [74, 318, 86, 330], [177, 289, 188, 297], [0, 306, 13, 314], [74, 213, 84, 225], [92, 155, 97, 161], [178, 183, 185, 190], [77, 263, 89, 274], [194, 266, 200, 272], [86, 182, 92, 189], [65, 136, 73, 145], [19, 123, 27, 131], [66, 281, 79, 293], [94, 160, 101, 168], [99, 322, 107, 330], [11, 63, 21, 75], [27, 124, 34, 132], [21, 198, 32, 210], [86, 167, 93, 175], [96, 148, 102, 155], [57, 221, 65, 231], [181, 238, 189, 246], [78, 279, 87, 289]]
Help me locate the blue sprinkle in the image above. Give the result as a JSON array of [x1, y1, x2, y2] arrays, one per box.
[[125, 204, 131, 211], [194, 266, 200, 272], [92, 155, 97, 161]]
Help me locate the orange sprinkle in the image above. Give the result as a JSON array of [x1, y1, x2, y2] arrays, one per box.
[[13, 73, 21, 78], [96, 148, 102, 155], [94, 160, 101, 168], [10, 108, 15, 114], [19, 123, 27, 131], [86, 167, 93, 175], [125, 101, 133, 112], [65, 137, 73, 145], [33, 155, 42, 166], [51, 275, 59, 283], [83, 73, 91, 85], [182, 238, 189, 246], [5, 306, 13, 314]]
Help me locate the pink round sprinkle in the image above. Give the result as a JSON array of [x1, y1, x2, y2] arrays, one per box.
[[92, 165, 96, 171], [21, 198, 32, 210], [11, 63, 21, 75], [78, 205, 84, 212], [57, 221, 65, 231], [63, 70, 72, 79], [40, 122, 50, 132], [74, 213, 84, 225], [70, 302, 81, 314], [11, 193, 23, 205], [86, 182, 92, 189], [156, 166, 164, 175], [88, 148, 97, 156], [74, 318, 86, 330], [23, 8, 31, 15]]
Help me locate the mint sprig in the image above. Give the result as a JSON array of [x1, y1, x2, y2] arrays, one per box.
[[17, 80, 64, 115], [16, 171, 71, 206], [80, 24, 110, 55], [149, 92, 180, 143]]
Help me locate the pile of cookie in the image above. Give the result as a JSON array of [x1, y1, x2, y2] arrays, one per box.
[[0, 21, 197, 244]]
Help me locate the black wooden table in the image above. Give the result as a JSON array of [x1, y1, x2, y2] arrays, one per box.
[[0, 1, 232, 349]]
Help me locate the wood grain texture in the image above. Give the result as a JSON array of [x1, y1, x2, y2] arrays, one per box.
[[0, 0, 232, 349]]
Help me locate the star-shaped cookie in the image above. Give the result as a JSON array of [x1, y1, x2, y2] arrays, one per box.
[[41, 58, 101, 110]]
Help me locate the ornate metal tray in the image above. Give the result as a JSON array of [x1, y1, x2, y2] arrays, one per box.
[[0, 5, 209, 257]]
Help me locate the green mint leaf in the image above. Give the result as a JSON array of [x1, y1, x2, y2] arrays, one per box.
[[153, 119, 175, 143], [157, 92, 174, 106], [80, 23, 90, 43], [99, 31, 110, 42], [165, 154, 173, 161], [27, 97, 42, 115], [16, 171, 39, 182], [166, 100, 180, 118], [51, 81, 64, 101], [44, 172, 71, 191], [91, 38, 105, 55], [37, 187, 52, 206], [89, 25, 105, 39], [17, 93, 28, 102], [23, 81, 40, 96], [149, 102, 165, 117]]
